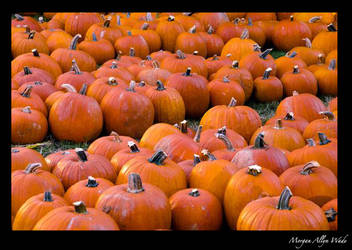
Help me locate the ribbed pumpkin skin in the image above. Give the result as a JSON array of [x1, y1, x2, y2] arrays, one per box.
[[114, 34, 150, 59], [95, 182, 171, 230], [139, 123, 180, 150], [223, 167, 283, 230], [321, 198, 338, 230], [12, 67, 55, 87], [207, 78, 245, 107], [78, 39, 116, 65], [11, 147, 50, 172], [33, 205, 119, 230], [220, 37, 258, 62], [11, 88, 48, 117], [275, 55, 307, 79], [265, 113, 309, 134], [236, 195, 330, 230], [11, 31, 49, 58], [44, 149, 76, 172], [311, 29, 337, 55], [314, 65, 338, 96], [253, 75, 283, 102], [55, 70, 96, 92], [239, 52, 277, 80], [46, 30, 73, 53], [175, 30, 207, 58], [12, 193, 69, 230], [156, 18, 185, 52], [280, 68, 318, 96], [64, 13, 102, 40], [86, 77, 128, 104], [169, 188, 223, 230], [17, 81, 59, 102], [303, 118, 337, 140]]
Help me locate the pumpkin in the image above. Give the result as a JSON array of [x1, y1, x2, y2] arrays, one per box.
[[197, 25, 224, 58], [328, 97, 337, 112], [165, 67, 209, 119], [253, 20, 278, 44], [265, 112, 309, 134], [17, 81, 58, 102], [126, 57, 153, 77], [321, 198, 338, 230], [237, 186, 330, 230], [47, 18, 65, 30], [64, 12, 102, 40], [287, 133, 337, 176], [314, 59, 337, 96], [93, 61, 135, 82], [87, 131, 138, 160], [11, 66, 55, 88], [279, 161, 337, 206], [117, 150, 187, 197], [293, 12, 336, 25], [44, 90, 66, 111], [306, 16, 328, 39], [239, 48, 276, 79], [131, 22, 162, 53], [64, 176, 114, 208], [11, 49, 63, 79], [11, 106, 48, 145], [11, 30, 49, 58], [50, 34, 97, 73], [192, 12, 229, 32], [232, 132, 290, 176], [253, 67, 283, 102], [226, 13, 246, 20], [189, 150, 240, 202], [86, 76, 128, 104], [85, 18, 123, 44], [288, 37, 326, 66], [139, 123, 180, 150], [175, 25, 207, 58], [95, 173, 171, 230], [326, 49, 337, 66], [204, 54, 232, 76], [275, 91, 327, 122], [136, 60, 171, 86], [100, 81, 155, 139], [311, 24, 337, 55], [280, 65, 318, 96], [103, 48, 142, 67], [11, 147, 50, 172], [33, 201, 119, 230], [173, 14, 204, 32], [169, 188, 223, 230], [12, 191, 69, 230], [307, 53, 328, 74], [215, 18, 248, 44], [246, 12, 277, 22], [44, 149, 76, 172], [200, 97, 262, 142], [275, 51, 307, 78], [114, 31, 150, 59], [211, 132, 241, 161], [52, 148, 117, 190], [174, 120, 196, 139], [12, 85, 48, 117], [49, 84, 103, 142], [207, 76, 245, 107], [177, 154, 202, 184], [150, 49, 173, 62], [239, 18, 266, 47], [303, 111, 337, 140], [155, 15, 185, 52], [11, 163, 65, 217], [46, 29, 73, 53], [276, 12, 293, 20], [224, 165, 283, 229], [272, 15, 312, 51], [12, 14, 42, 32]]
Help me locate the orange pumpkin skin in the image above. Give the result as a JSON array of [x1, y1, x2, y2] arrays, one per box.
[[175, 26, 207, 58], [280, 66, 318, 96], [11, 30, 49, 58], [311, 24, 337, 55], [93, 63, 135, 82], [33, 201, 119, 230], [246, 12, 277, 22], [265, 112, 309, 134], [204, 55, 232, 76], [44, 149, 76, 172], [11, 163, 65, 217], [86, 77, 128, 104], [11, 106, 48, 145], [49, 84, 103, 143], [100, 83, 155, 139], [52, 149, 117, 190], [177, 154, 202, 185], [173, 15, 205, 33], [288, 40, 326, 66], [156, 16, 185, 52], [254, 20, 278, 43], [96, 173, 171, 230], [237, 187, 330, 230], [326, 49, 337, 66], [87, 132, 139, 160], [12, 66, 55, 88], [64, 177, 114, 208], [136, 61, 171, 86], [131, 24, 162, 53], [232, 133, 290, 176], [114, 32, 150, 59], [275, 92, 327, 122], [78, 37, 116, 65], [192, 12, 229, 32], [12, 192, 69, 230], [17, 81, 59, 102], [85, 19, 123, 44], [207, 77, 245, 107], [139, 123, 180, 150], [44, 90, 65, 111], [314, 59, 337, 96], [224, 165, 283, 230], [198, 26, 224, 58], [12, 14, 42, 32], [150, 49, 173, 62], [169, 188, 223, 230], [279, 161, 337, 206], [189, 158, 240, 202], [321, 198, 338, 230], [11, 147, 50, 172], [253, 68, 283, 102], [116, 151, 187, 197], [275, 52, 308, 79], [46, 30, 73, 53], [220, 34, 258, 62], [303, 112, 337, 140], [64, 13, 102, 40], [328, 97, 337, 112]]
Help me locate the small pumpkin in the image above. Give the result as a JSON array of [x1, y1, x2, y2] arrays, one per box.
[[11, 66, 55, 87], [253, 67, 283, 102], [288, 37, 326, 66], [265, 112, 309, 134], [114, 31, 150, 59], [64, 12, 102, 40], [321, 198, 338, 230], [155, 15, 185, 52], [11, 147, 50, 172], [139, 123, 180, 150], [314, 59, 337, 96], [303, 111, 337, 140], [175, 25, 207, 58], [198, 25, 224, 58], [275, 51, 307, 78], [311, 23, 337, 55], [11, 30, 49, 58], [46, 29, 73, 53]]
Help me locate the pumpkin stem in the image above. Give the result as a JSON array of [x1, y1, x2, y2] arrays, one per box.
[[223, 75, 230, 83], [193, 154, 201, 166], [259, 48, 272, 59], [240, 28, 249, 39], [189, 25, 196, 34], [306, 138, 316, 147], [207, 25, 214, 34], [92, 32, 98, 41], [22, 106, 32, 113], [318, 133, 331, 145], [231, 60, 239, 69], [274, 119, 284, 129], [127, 173, 145, 193], [217, 126, 227, 136], [327, 23, 337, 32], [103, 18, 111, 27], [20, 85, 33, 97], [127, 80, 136, 92], [233, 17, 240, 25], [32, 49, 40, 57], [152, 60, 160, 69], [127, 30, 132, 36], [70, 34, 82, 50], [180, 120, 189, 133], [71, 59, 82, 75], [110, 131, 122, 142], [228, 97, 237, 107], [110, 61, 118, 69], [128, 141, 140, 153], [43, 191, 53, 202], [262, 67, 272, 79], [108, 77, 118, 86], [289, 15, 294, 21], [328, 59, 336, 70], [148, 150, 168, 165], [34, 81, 43, 85], [23, 66, 32, 75], [201, 149, 217, 161], [116, 15, 121, 26], [284, 112, 295, 120], [73, 201, 88, 214], [308, 16, 321, 23], [138, 81, 146, 87], [183, 67, 192, 76], [216, 133, 235, 151], [189, 189, 200, 197], [28, 31, 35, 39], [276, 186, 293, 210], [325, 208, 338, 222], [78, 83, 88, 95], [193, 125, 203, 143], [61, 83, 78, 93], [141, 22, 149, 30], [146, 12, 152, 21], [129, 47, 135, 57], [167, 15, 175, 22], [303, 37, 312, 48], [293, 65, 300, 74], [300, 161, 320, 175], [319, 111, 335, 121], [253, 44, 261, 52], [287, 51, 297, 58], [176, 50, 186, 59], [75, 148, 88, 162], [12, 148, 20, 153], [211, 54, 219, 61], [14, 13, 24, 20], [292, 90, 299, 96], [253, 132, 267, 149], [156, 80, 166, 91], [317, 54, 325, 64], [247, 165, 262, 176], [86, 176, 98, 187], [24, 163, 42, 174], [247, 17, 253, 26]]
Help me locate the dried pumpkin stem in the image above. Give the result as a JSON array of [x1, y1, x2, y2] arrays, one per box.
[[189, 25, 196, 34], [73, 201, 88, 214], [14, 14, 24, 20], [108, 77, 118, 86], [86, 176, 98, 187], [262, 68, 272, 80], [28, 31, 35, 39], [217, 126, 227, 135], [223, 75, 230, 83], [70, 34, 82, 50], [78, 83, 88, 95], [127, 173, 145, 193], [231, 60, 239, 69], [43, 191, 53, 202], [287, 51, 297, 58], [300, 161, 320, 175], [259, 48, 272, 59], [193, 125, 203, 143], [306, 138, 316, 147], [167, 15, 175, 22], [318, 133, 331, 145], [284, 112, 295, 120], [141, 22, 149, 30], [127, 80, 136, 92], [148, 150, 168, 165], [32, 49, 40, 57], [23, 66, 32, 75], [103, 19, 111, 27], [24, 163, 42, 174], [216, 133, 235, 151], [110, 131, 122, 143], [193, 154, 201, 166], [253, 133, 266, 149], [12, 148, 20, 153], [328, 59, 336, 70], [308, 16, 321, 23], [75, 148, 88, 162], [110, 61, 118, 69], [325, 208, 338, 222], [228, 97, 237, 107], [247, 165, 262, 176], [180, 120, 188, 133], [61, 84, 77, 93], [183, 67, 192, 76], [201, 149, 217, 161], [22, 106, 32, 113], [293, 65, 300, 74], [128, 141, 140, 153], [176, 50, 186, 59], [129, 47, 135, 57], [189, 189, 200, 197], [303, 37, 312, 48], [319, 111, 335, 120], [327, 23, 337, 32], [152, 60, 160, 69], [20, 85, 33, 97], [71, 59, 82, 75], [276, 186, 293, 210], [156, 80, 166, 91], [240, 29, 249, 39], [207, 25, 214, 34]]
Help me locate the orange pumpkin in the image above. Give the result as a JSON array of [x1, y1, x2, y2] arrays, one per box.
[[253, 67, 283, 102], [139, 123, 180, 150], [11, 147, 50, 172], [321, 198, 338, 230], [303, 111, 337, 140]]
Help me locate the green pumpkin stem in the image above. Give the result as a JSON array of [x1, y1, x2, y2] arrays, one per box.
[[216, 133, 235, 151], [189, 189, 200, 197], [247, 165, 262, 176], [86, 176, 99, 187], [32, 49, 40, 57], [24, 163, 42, 174], [127, 173, 145, 193], [75, 148, 88, 162], [253, 132, 266, 148], [193, 154, 201, 166], [259, 48, 272, 59], [20, 85, 33, 97], [156, 80, 166, 91], [148, 150, 168, 165], [228, 97, 237, 107], [43, 191, 53, 202], [318, 133, 331, 145], [23, 66, 32, 75], [201, 149, 217, 161], [70, 34, 82, 50], [325, 208, 338, 222], [276, 186, 293, 210], [73, 201, 88, 214], [262, 67, 272, 79], [300, 161, 320, 175], [193, 125, 203, 143], [78, 83, 88, 95]]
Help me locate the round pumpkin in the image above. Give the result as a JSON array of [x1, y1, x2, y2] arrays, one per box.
[[11, 147, 50, 172]]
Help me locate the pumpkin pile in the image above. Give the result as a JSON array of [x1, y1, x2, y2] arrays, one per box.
[[11, 12, 338, 231]]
